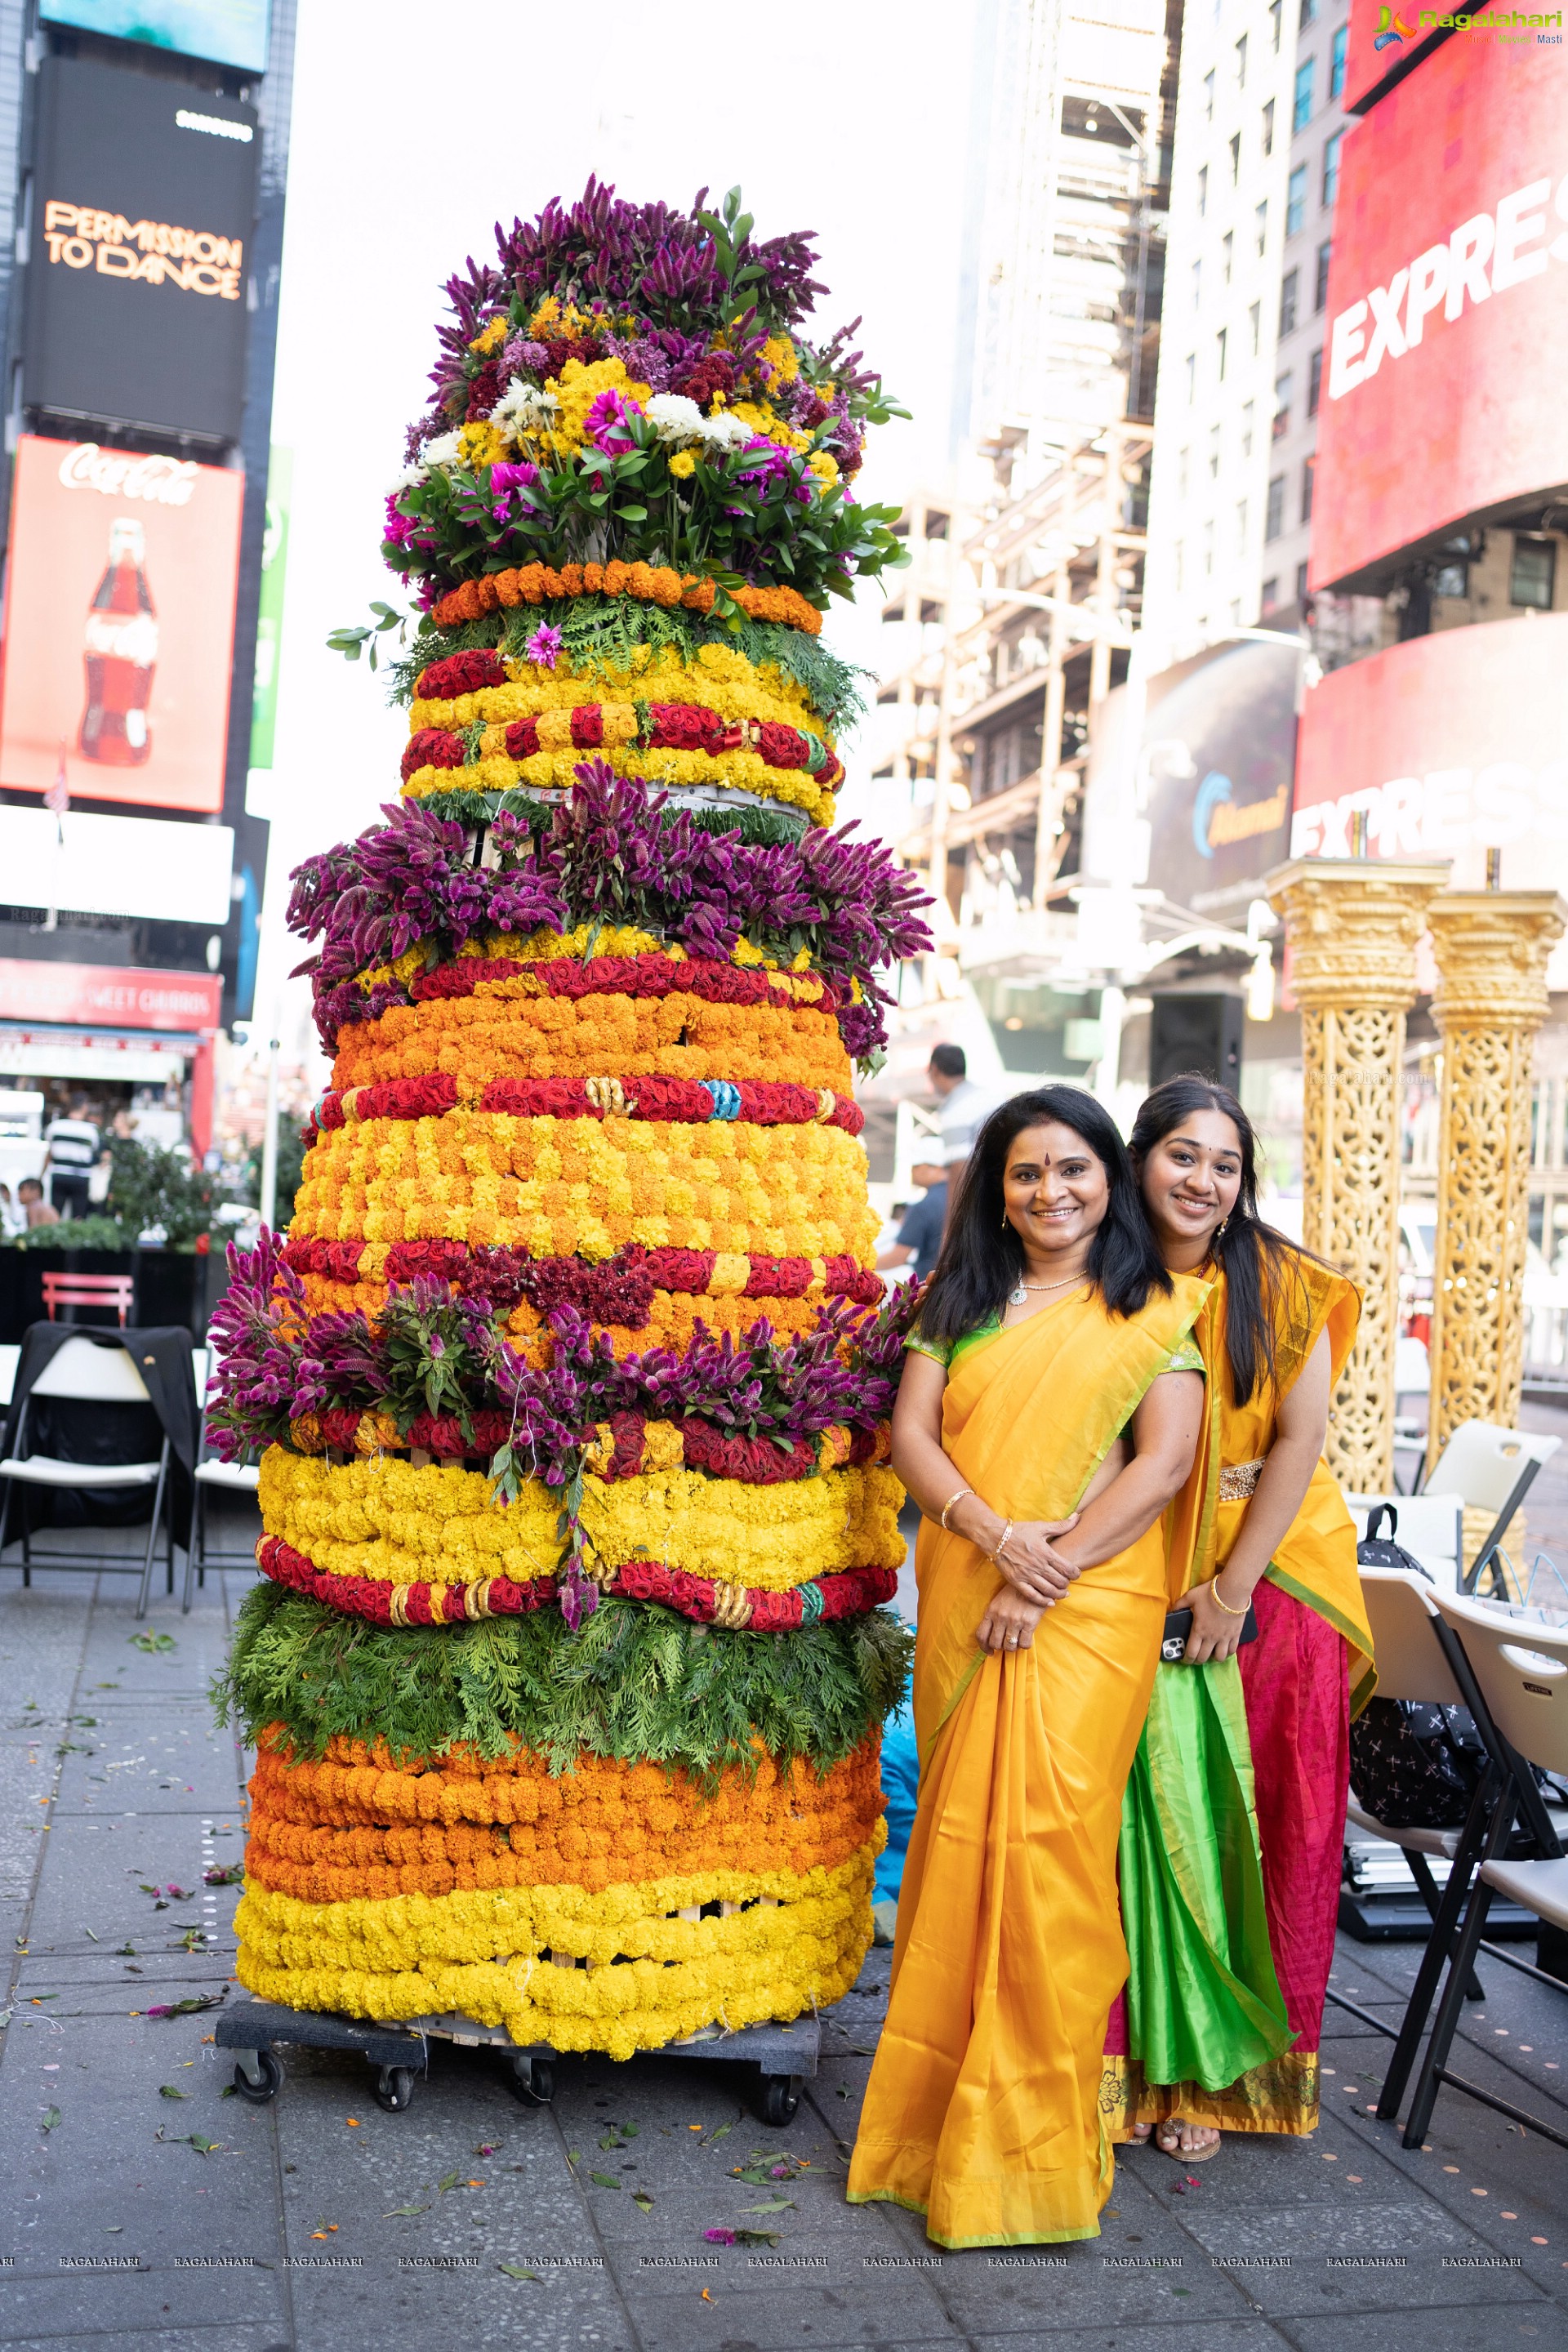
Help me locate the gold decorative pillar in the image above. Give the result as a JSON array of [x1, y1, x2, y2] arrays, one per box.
[[1266, 859, 1450, 1492], [1424, 891, 1567, 1470]]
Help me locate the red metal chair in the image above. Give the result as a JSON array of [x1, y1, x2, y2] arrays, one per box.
[[41, 1272, 133, 1328]]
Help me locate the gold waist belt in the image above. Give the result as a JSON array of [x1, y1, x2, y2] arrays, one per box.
[[1218, 1458, 1266, 1501]]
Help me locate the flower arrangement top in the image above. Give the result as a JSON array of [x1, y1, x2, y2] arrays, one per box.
[[381, 181, 907, 617]]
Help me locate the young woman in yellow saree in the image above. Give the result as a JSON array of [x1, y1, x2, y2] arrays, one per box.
[[1102, 1076, 1375, 2160], [848, 1088, 1214, 2247]]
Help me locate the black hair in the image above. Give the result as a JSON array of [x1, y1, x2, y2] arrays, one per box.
[[929, 1043, 967, 1080], [918, 1085, 1171, 1345], [1129, 1072, 1312, 1407]]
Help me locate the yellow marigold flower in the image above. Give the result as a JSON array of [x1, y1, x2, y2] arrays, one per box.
[[546, 357, 652, 457], [728, 399, 811, 454], [457, 421, 507, 470], [668, 451, 696, 479], [807, 451, 840, 485], [761, 335, 799, 381]]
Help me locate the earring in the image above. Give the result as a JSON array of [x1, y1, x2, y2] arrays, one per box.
[[1215, 1214, 1230, 1239], [1000, 1209, 1009, 1233]]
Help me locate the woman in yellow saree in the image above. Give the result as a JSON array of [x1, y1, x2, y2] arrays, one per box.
[[848, 1087, 1213, 2247], [1102, 1075, 1375, 2159]]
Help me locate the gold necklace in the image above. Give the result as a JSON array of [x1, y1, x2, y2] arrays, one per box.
[[1008, 1269, 1087, 1307]]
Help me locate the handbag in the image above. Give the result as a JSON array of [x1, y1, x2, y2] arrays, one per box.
[[1347, 1505, 1568, 1838], [1348, 1503, 1486, 1829], [1160, 1597, 1260, 1662]]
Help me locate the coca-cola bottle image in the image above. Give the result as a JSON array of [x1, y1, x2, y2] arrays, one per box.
[[79, 517, 157, 765]]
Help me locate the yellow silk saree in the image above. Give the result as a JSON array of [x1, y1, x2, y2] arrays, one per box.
[[847, 1274, 1211, 2247]]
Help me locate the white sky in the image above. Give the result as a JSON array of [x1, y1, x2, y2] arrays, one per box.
[[252, 0, 978, 1065]]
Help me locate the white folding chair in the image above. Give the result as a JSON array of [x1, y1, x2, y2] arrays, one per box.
[[0, 1336, 175, 1619], [1342, 1570, 1501, 2120], [1419, 1421, 1561, 1596], [0, 1345, 18, 1411], [1399, 1587, 1568, 2151], [187, 1343, 261, 1607], [1345, 1493, 1464, 1590]]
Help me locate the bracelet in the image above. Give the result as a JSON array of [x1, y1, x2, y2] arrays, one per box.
[[1209, 1575, 1250, 1617], [991, 1520, 1014, 1565], [939, 1487, 973, 1531]]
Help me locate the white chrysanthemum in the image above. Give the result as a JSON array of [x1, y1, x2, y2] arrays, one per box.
[[642, 393, 706, 445], [489, 376, 560, 434], [698, 411, 753, 452], [389, 460, 427, 493], [421, 430, 462, 471]]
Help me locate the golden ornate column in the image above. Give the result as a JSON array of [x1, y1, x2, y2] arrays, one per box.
[[1266, 859, 1450, 1493], [1424, 891, 1567, 1470]]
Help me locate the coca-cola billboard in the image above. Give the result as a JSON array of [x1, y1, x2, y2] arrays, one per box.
[[1310, 37, 1568, 590], [0, 434, 243, 813]]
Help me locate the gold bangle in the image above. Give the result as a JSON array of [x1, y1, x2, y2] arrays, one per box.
[[1209, 1576, 1250, 1617], [991, 1520, 1013, 1565], [940, 1487, 973, 1531]]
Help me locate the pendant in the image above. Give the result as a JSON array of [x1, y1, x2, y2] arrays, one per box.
[[1009, 1284, 1028, 1307]]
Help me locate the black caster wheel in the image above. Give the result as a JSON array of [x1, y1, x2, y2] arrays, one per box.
[[757, 2072, 800, 2127], [231, 2048, 283, 2104], [508, 2055, 555, 2105], [373, 2065, 416, 2113]]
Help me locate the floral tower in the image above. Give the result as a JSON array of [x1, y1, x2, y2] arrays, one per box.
[[212, 183, 928, 2061]]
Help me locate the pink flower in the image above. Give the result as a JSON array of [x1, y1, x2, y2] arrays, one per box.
[[581, 390, 638, 455], [526, 625, 564, 670], [703, 2230, 737, 2246], [492, 461, 539, 495]]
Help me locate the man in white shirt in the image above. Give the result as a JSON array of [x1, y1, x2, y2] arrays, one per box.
[[43, 1095, 100, 1221], [929, 1045, 984, 1172]]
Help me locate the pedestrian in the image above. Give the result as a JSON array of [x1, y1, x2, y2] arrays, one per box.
[[848, 1088, 1213, 2246], [927, 1044, 984, 1170], [42, 1094, 100, 1220], [17, 1176, 59, 1230], [1102, 1074, 1372, 2158], [876, 1159, 950, 1281]]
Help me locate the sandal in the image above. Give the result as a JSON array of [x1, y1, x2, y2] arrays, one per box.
[[1154, 2117, 1221, 2161]]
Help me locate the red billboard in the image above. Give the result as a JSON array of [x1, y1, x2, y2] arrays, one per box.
[[0, 434, 243, 813], [0, 959, 222, 1030], [1291, 610, 1568, 893], [1310, 36, 1568, 591], [1340, 0, 1446, 117]]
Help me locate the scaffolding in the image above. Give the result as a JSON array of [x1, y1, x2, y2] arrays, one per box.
[[874, 0, 1178, 984]]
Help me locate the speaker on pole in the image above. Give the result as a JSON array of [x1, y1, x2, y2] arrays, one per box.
[[1149, 993, 1243, 1090]]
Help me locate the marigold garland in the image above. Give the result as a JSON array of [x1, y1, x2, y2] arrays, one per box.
[[410, 640, 829, 738], [255, 1531, 899, 1637], [429, 564, 822, 639], [292, 1112, 875, 1262], [325, 990, 850, 1096], [234, 1832, 879, 2060], [243, 1734, 884, 1900], [256, 1449, 905, 1593]]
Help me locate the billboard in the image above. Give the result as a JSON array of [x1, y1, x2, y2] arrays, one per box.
[[0, 959, 221, 1031], [1137, 638, 1301, 913], [1340, 0, 1447, 116], [0, 434, 243, 814], [1311, 38, 1568, 590], [24, 56, 258, 443], [40, 2, 270, 73], [1291, 611, 1568, 914]]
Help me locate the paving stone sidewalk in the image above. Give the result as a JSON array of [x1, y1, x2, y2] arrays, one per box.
[[0, 1522, 1565, 2350]]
